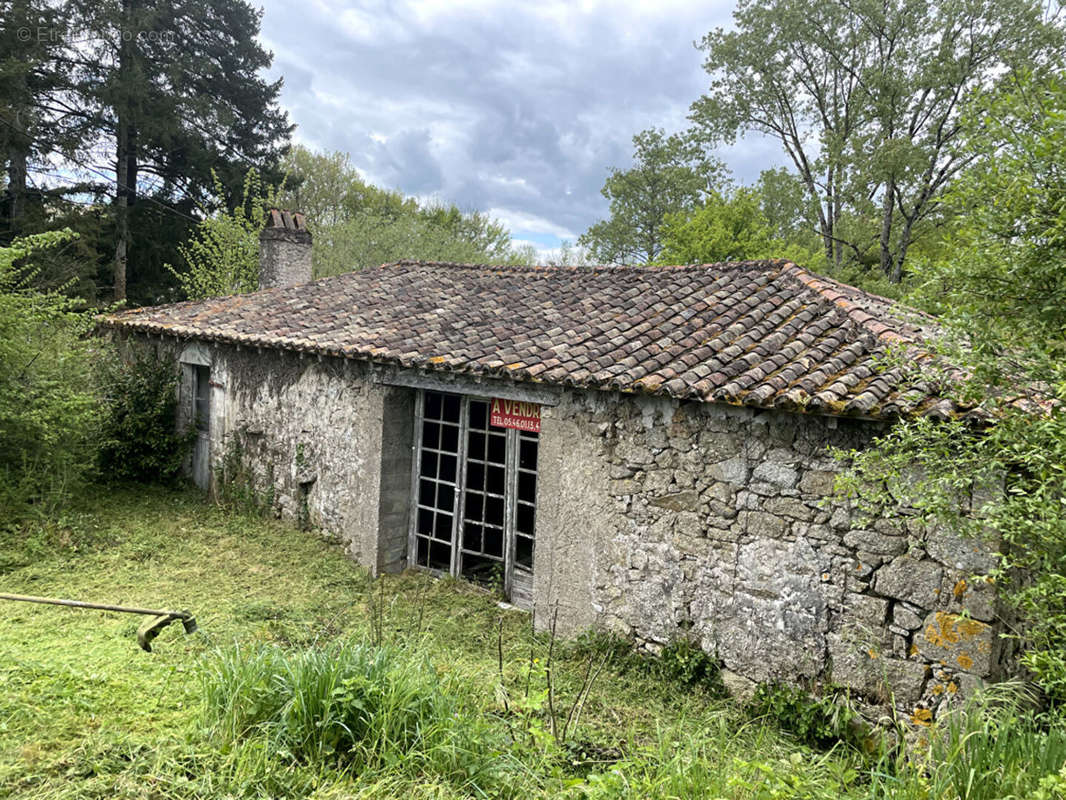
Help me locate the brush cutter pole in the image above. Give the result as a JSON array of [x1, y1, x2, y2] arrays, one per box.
[[0, 592, 190, 619], [0, 593, 197, 652]]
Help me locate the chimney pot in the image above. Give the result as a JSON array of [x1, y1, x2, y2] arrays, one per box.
[[259, 208, 312, 289]]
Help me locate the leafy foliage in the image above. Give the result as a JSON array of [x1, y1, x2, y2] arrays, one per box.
[[691, 0, 1066, 281], [839, 74, 1066, 701], [279, 145, 528, 276], [658, 187, 781, 264], [655, 639, 726, 694], [167, 169, 279, 300], [201, 639, 504, 782], [747, 682, 864, 752], [97, 349, 191, 484], [0, 229, 98, 521], [579, 128, 726, 264]]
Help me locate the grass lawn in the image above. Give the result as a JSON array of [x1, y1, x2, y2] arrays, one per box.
[[0, 487, 1061, 799]]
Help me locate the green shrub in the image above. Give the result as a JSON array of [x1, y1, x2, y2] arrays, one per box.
[[574, 716, 861, 799], [0, 230, 99, 521], [97, 349, 192, 483], [200, 639, 516, 791], [656, 638, 726, 695], [567, 631, 726, 696], [746, 682, 862, 751]]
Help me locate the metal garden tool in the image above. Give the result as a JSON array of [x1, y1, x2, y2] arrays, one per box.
[[0, 593, 197, 651]]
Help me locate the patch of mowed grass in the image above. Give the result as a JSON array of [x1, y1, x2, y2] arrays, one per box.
[[7, 486, 1063, 799], [0, 485, 841, 798]]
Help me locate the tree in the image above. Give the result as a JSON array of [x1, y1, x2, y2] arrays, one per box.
[[279, 147, 357, 230], [839, 75, 1066, 701], [278, 144, 528, 276], [578, 128, 726, 265], [691, 0, 1065, 282], [658, 187, 779, 264], [60, 0, 292, 301], [167, 168, 276, 300], [0, 0, 87, 242]]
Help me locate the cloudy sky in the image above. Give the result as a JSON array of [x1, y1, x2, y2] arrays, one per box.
[[258, 0, 786, 254]]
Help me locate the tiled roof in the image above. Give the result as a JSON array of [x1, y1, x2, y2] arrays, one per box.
[[102, 259, 961, 420]]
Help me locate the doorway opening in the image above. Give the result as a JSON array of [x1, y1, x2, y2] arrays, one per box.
[[409, 389, 539, 606]]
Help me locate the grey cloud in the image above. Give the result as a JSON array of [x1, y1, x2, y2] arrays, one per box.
[[260, 1, 784, 242]]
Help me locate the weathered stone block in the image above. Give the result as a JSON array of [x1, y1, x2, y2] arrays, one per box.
[[720, 668, 758, 703], [703, 482, 734, 503], [941, 574, 997, 623], [925, 528, 997, 574], [649, 490, 699, 512], [764, 496, 815, 521], [873, 557, 943, 609], [741, 511, 789, 539], [892, 603, 923, 631], [799, 469, 837, 496], [699, 431, 743, 462], [828, 632, 929, 706], [609, 478, 640, 495], [709, 455, 748, 484], [752, 461, 799, 488], [916, 611, 995, 676], [843, 528, 907, 557], [616, 440, 654, 465], [844, 592, 888, 627], [709, 537, 831, 681], [644, 469, 674, 494]]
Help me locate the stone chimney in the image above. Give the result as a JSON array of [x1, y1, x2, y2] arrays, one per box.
[[259, 209, 312, 289]]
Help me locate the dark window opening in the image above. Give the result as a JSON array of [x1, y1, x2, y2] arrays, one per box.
[[194, 365, 210, 433]]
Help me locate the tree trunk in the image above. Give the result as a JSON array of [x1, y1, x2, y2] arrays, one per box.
[[891, 213, 915, 284], [879, 177, 896, 279], [5, 143, 28, 238], [112, 0, 135, 301], [4, 0, 30, 238], [113, 115, 129, 301]]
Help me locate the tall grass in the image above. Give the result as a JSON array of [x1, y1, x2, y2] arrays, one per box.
[[571, 715, 864, 799], [870, 683, 1066, 800], [199, 639, 526, 796]]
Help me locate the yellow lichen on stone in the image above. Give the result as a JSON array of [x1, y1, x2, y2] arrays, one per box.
[[947, 682, 958, 695], [912, 708, 933, 726], [953, 579, 968, 600], [957, 653, 974, 670], [924, 611, 989, 648]]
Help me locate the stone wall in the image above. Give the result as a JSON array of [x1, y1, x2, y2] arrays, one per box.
[[538, 390, 1006, 720], [130, 335, 409, 571], [123, 332, 1006, 718]]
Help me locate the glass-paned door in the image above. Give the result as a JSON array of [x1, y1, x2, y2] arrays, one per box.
[[412, 390, 462, 571], [410, 390, 539, 604]]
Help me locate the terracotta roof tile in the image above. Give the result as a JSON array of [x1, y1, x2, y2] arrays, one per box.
[[101, 258, 958, 419]]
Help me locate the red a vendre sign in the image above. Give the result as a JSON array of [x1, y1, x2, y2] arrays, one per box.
[[489, 398, 541, 433]]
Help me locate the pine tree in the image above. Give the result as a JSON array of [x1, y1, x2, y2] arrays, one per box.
[[64, 0, 292, 300]]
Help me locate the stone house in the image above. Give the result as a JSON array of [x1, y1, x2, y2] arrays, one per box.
[[102, 211, 1004, 718]]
